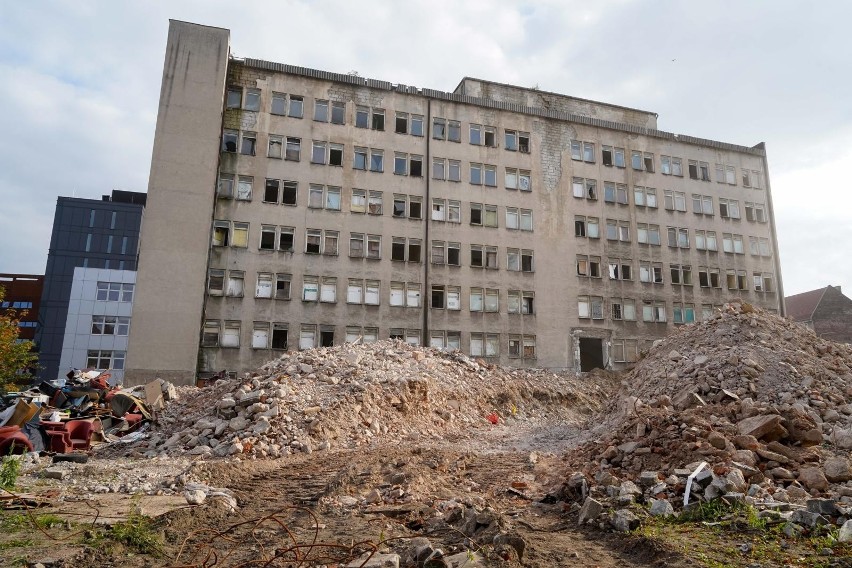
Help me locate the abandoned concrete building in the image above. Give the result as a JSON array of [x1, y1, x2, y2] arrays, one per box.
[[124, 20, 785, 386]]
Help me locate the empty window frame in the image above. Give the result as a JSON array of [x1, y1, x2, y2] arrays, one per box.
[[570, 140, 596, 163], [395, 112, 409, 134], [576, 255, 602, 278], [202, 320, 220, 347], [602, 146, 626, 168], [698, 267, 722, 288], [753, 272, 774, 293], [212, 221, 248, 248], [217, 173, 235, 199], [605, 219, 631, 242], [639, 261, 664, 284], [722, 233, 745, 254], [726, 269, 749, 291], [274, 274, 291, 300], [608, 258, 633, 281], [610, 298, 637, 321], [392, 194, 423, 219], [633, 186, 657, 208], [268, 135, 283, 159], [692, 194, 714, 215], [390, 237, 422, 262], [673, 303, 696, 324], [688, 160, 711, 181], [304, 229, 338, 255], [642, 301, 667, 323], [637, 223, 661, 246], [574, 216, 600, 239], [670, 264, 693, 286], [695, 230, 718, 251], [744, 202, 766, 222], [207, 269, 225, 295], [432, 117, 447, 140], [666, 226, 690, 248], [663, 190, 687, 212], [505, 168, 532, 191], [631, 151, 655, 172], [508, 335, 536, 359]]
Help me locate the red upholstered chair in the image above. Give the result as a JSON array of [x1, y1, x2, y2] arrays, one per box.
[[41, 421, 73, 453], [0, 425, 33, 454], [66, 420, 93, 450]]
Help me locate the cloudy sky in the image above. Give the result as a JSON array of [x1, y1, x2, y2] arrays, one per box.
[[1, 0, 849, 298]]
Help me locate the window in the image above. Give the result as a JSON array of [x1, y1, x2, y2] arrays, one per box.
[[217, 173, 235, 199], [639, 261, 664, 284], [570, 140, 595, 163], [299, 325, 317, 350], [224, 271, 244, 297], [222, 129, 238, 153], [239, 131, 257, 156], [642, 301, 667, 323], [285, 137, 301, 161], [368, 191, 383, 215], [432, 157, 446, 180], [447, 120, 460, 142], [311, 141, 326, 164], [666, 227, 690, 248], [263, 179, 280, 203], [484, 165, 497, 187], [226, 87, 242, 109], [390, 237, 421, 262], [602, 146, 625, 168], [275, 274, 291, 300], [431, 240, 446, 264], [577, 296, 604, 319], [394, 153, 408, 175], [241, 88, 259, 111], [390, 282, 421, 307], [753, 272, 774, 293], [670, 264, 693, 286], [288, 95, 304, 118], [574, 216, 600, 239], [369, 149, 384, 172], [433, 117, 447, 139], [251, 322, 270, 349], [692, 194, 714, 215], [320, 276, 337, 304], [637, 223, 661, 246], [207, 269, 225, 295], [350, 233, 380, 259], [202, 321, 220, 347], [608, 259, 632, 281], [726, 269, 749, 291], [271, 92, 287, 115], [86, 349, 126, 370], [470, 163, 482, 185], [90, 315, 130, 336], [468, 123, 483, 145], [232, 176, 251, 201], [671, 302, 696, 324], [726, 165, 736, 185], [432, 199, 447, 221], [505, 168, 531, 191], [505, 130, 518, 151], [308, 185, 341, 210], [351, 189, 366, 213], [431, 285, 446, 309], [606, 219, 631, 242], [603, 182, 629, 204], [722, 233, 744, 254], [576, 255, 602, 278], [329, 101, 345, 125], [302, 276, 319, 301], [719, 198, 741, 219], [221, 321, 241, 348], [355, 106, 369, 128], [695, 230, 718, 251], [698, 267, 721, 288], [611, 339, 639, 363], [314, 99, 329, 122], [260, 225, 276, 250], [395, 112, 408, 134], [688, 160, 711, 181], [572, 177, 598, 200], [253, 272, 273, 298], [410, 114, 423, 136], [663, 190, 687, 212], [392, 194, 422, 219], [749, 236, 771, 257], [745, 202, 766, 223], [483, 126, 497, 147], [304, 229, 338, 255], [353, 147, 368, 170], [278, 226, 294, 252], [370, 108, 385, 131], [611, 298, 636, 321], [212, 220, 248, 248], [633, 186, 657, 208], [267, 135, 283, 159]]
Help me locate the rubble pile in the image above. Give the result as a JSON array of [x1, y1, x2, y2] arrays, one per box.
[[111, 341, 609, 460], [562, 302, 852, 535]]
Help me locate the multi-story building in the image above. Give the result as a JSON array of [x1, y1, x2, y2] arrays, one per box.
[[125, 21, 784, 386], [0, 273, 43, 345], [37, 190, 145, 380]]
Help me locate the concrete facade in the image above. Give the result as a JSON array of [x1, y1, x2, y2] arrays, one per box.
[[59, 268, 136, 383], [36, 191, 145, 380], [125, 21, 785, 386]]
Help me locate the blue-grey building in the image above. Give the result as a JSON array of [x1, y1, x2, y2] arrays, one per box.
[[37, 190, 146, 380]]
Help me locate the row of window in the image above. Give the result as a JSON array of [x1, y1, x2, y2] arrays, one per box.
[[95, 282, 135, 302], [578, 298, 732, 325], [208, 269, 537, 311], [86, 209, 130, 231], [91, 315, 131, 336], [0, 301, 33, 309], [86, 349, 125, 370], [573, 218, 772, 256], [202, 318, 537, 358], [17, 321, 38, 328], [82, 233, 133, 255], [570, 140, 763, 188], [575, 257, 775, 291], [228, 86, 533, 153]]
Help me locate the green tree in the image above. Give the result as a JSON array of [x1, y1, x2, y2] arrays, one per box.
[[0, 288, 38, 393]]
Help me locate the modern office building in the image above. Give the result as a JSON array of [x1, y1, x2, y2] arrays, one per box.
[[0, 274, 43, 345], [125, 20, 784, 386], [37, 190, 145, 380]]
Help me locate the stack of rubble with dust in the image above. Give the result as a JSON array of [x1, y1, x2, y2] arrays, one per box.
[[101, 341, 612, 459], [562, 302, 852, 533]]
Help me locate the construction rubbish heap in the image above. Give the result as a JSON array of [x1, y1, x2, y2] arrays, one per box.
[[562, 302, 852, 538]]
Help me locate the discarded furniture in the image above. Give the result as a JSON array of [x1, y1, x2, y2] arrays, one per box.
[[0, 425, 34, 454], [41, 420, 94, 453]]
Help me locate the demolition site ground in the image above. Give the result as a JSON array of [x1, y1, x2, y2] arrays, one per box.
[[2, 303, 852, 567]]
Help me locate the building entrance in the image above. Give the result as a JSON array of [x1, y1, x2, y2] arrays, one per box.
[[579, 338, 604, 372]]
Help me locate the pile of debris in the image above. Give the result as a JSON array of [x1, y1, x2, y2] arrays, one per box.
[[104, 341, 610, 460], [561, 302, 852, 537]]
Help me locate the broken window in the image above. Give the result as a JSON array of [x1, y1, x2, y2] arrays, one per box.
[[448, 120, 460, 142], [240, 132, 256, 155], [299, 325, 316, 350], [519, 132, 530, 153], [409, 155, 423, 177], [329, 143, 343, 166], [370, 149, 383, 172], [226, 271, 244, 297], [259, 225, 276, 250], [306, 229, 322, 254], [432, 117, 446, 140], [281, 181, 297, 205], [484, 126, 497, 147], [207, 269, 224, 295], [395, 112, 408, 134], [222, 129, 238, 153], [521, 250, 533, 272], [218, 174, 234, 199], [470, 203, 483, 225], [256, 273, 273, 298], [263, 179, 279, 203], [202, 321, 220, 347], [431, 285, 445, 309], [372, 109, 385, 131], [275, 274, 291, 300], [251, 324, 269, 351], [285, 137, 300, 161], [288, 95, 303, 118], [212, 221, 230, 247], [268, 135, 283, 159], [271, 323, 288, 349], [368, 191, 382, 215]]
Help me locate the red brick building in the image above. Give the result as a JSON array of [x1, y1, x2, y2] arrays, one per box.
[[0, 274, 44, 342], [786, 285, 852, 344]]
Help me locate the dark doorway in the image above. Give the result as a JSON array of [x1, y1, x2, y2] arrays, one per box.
[[320, 330, 334, 347], [579, 338, 604, 372]]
